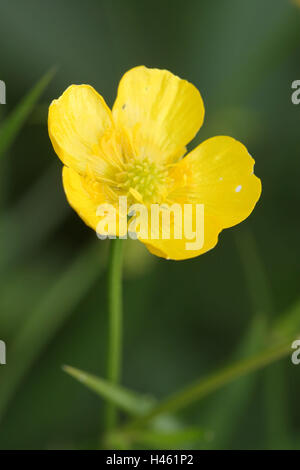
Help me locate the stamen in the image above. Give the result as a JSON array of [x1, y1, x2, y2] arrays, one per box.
[[116, 157, 169, 204]]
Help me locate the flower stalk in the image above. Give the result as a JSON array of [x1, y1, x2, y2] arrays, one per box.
[[105, 238, 124, 433]]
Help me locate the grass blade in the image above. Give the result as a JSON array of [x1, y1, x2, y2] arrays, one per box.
[[0, 68, 55, 158], [63, 365, 154, 417], [64, 365, 210, 449]]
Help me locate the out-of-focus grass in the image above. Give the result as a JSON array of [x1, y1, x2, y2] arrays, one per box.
[[0, 242, 106, 421], [0, 69, 55, 160], [203, 313, 268, 449], [0, 71, 106, 424], [0, 70, 55, 208], [236, 230, 290, 449], [0, 164, 68, 273]]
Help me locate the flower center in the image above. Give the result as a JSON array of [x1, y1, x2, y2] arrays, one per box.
[[116, 157, 169, 204]]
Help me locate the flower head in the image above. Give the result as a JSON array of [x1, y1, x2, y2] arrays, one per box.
[[48, 66, 261, 260]]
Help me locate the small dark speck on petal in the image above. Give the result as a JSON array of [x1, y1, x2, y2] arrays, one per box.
[[122, 103, 126, 110]]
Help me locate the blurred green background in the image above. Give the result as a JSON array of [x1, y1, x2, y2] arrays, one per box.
[[0, 0, 300, 450]]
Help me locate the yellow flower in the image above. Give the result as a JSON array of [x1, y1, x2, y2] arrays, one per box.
[[48, 66, 261, 260]]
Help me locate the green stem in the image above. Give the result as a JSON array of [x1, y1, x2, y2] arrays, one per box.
[[105, 238, 124, 433]]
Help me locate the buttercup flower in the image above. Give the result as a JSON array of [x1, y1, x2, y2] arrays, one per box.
[[48, 66, 261, 260]]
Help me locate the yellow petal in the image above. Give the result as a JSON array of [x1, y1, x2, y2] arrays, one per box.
[[62, 166, 121, 237], [138, 136, 261, 260], [49, 85, 115, 179], [63, 166, 104, 231], [169, 136, 262, 228], [112, 66, 204, 164], [140, 211, 222, 261]]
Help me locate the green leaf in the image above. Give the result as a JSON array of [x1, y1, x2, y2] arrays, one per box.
[[0, 68, 55, 158], [63, 365, 154, 417], [0, 241, 104, 422], [63, 365, 193, 446]]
